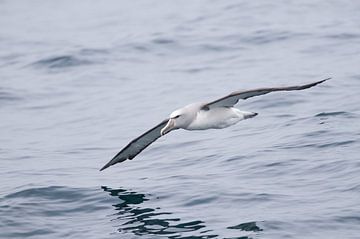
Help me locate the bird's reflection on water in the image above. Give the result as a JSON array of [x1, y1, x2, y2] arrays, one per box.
[[102, 186, 262, 239], [102, 186, 217, 238]]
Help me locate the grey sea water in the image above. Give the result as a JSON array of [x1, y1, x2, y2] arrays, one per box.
[[1, 1, 360, 238]]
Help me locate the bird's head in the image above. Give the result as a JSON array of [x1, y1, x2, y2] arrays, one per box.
[[160, 105, 197, 136]]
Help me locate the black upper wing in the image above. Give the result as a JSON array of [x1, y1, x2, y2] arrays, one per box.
[[100, 119, 169, 171], [202, 78, 329, 109]]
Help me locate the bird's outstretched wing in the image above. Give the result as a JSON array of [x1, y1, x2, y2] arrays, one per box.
[[100, 119, 170, 171], [202, 78, 330, 110]]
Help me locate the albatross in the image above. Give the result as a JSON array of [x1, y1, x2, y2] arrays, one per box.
[[100, 78, 329, 171]]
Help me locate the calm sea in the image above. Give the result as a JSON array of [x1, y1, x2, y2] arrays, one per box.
[[1, 1, 359, 238]]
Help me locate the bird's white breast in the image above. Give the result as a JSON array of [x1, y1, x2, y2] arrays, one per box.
[[186, 107, 246, 130]]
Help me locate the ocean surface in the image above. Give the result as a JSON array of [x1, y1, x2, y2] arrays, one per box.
[[1, 1, 360, 238]]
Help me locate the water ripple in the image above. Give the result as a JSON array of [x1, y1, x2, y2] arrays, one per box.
[[315, 111, 357, 118], [227, 221, 263, 232], [32, 55, 92, 69], [0, 87, 23, 104], [0, 186, 113, 238], [240, 30, 307, 45], [324, 33, 360, 40]]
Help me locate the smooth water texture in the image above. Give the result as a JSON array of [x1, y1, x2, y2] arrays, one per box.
[[1, 1, 360, 238]]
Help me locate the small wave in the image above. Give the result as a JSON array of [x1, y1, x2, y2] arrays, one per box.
[[120, 38, 178, 55], [32, 55, 92, 69], [227, 221, 263, 232], [324, 33, 360, 40], [0, 186, 115, 238], [335, 216, 360, 223], [2, 229, 55, 238], [5, 186, 86, 201], [183, 195, 218, 206], [151, 38, 177, 45], [170, 66, 215, 74], [317, 140, 356, 149], [315, 111, 355, 118], [279, 139, 356, 150], [0, 88, 23, 103], [78, 48, 110, 56], [2, 186, 111, 213], [240, 30, 307, 45]]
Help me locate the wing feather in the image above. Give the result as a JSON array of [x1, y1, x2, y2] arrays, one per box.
[[100, 119, 169, 171], [202, 78, 330, 109]]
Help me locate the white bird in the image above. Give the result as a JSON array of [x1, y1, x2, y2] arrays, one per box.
[[100, 78, 329, 171]]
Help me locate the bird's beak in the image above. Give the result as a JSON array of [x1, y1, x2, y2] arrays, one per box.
[[161, 118, 175, 136]]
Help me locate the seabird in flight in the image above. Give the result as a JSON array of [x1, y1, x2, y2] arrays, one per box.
[[100, 78, 329, 171]]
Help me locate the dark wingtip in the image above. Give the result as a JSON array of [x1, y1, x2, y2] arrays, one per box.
[[302, 77, 330, 90], [100, 159, 116, 171], [99, 163, 111, 171], [318, 77, 331, 84], [100, 155, 128, 171], [310, 77, 331, 86]]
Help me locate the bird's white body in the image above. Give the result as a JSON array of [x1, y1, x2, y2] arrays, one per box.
[[187, 107, 254, 130], [167, 102, 257, 132]]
